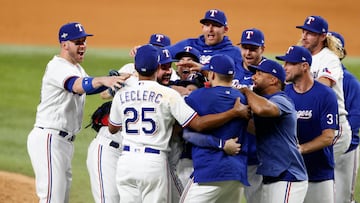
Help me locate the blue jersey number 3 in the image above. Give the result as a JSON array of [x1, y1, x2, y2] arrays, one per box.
[[124, 107, 157, 135]]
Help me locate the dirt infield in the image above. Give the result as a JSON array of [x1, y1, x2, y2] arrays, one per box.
[[0, 171, 38, 202], [0, 0, 359, 202]]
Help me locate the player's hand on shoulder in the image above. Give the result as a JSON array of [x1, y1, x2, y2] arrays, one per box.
[[104, 73, 131, 91], [223, 137, 241, 155], [233, 97, 251, 120], [129, 45, 141, 57]]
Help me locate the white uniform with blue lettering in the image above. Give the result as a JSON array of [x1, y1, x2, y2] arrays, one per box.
[[27, 55, 87, 203], [109, 80, 197, 203], [310, 47, 351, 160]]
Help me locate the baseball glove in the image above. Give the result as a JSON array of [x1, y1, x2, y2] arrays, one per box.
[[85, 101, 112, 132]]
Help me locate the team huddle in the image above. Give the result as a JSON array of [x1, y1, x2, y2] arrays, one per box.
[[27, 8, 359, 203]]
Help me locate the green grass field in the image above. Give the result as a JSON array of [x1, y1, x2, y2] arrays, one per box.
[[0, 45, 359, 203]]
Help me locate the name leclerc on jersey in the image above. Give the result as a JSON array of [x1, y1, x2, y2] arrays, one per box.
[[118, 90, 162, 105]]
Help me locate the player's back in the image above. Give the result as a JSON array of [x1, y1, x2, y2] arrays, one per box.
[[112, 80, 195, 152]]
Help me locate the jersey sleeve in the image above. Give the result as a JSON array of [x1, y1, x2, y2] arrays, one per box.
[[270, 94, 294, 116], [169, 89, 197, 127], [182, 128, 223, 149], [109, 91, 123, 127], [45, 57, 88, 90], [317, 55, 343, 83]]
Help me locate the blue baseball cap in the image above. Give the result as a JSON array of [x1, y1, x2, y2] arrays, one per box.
[[238, 28, 265, 47], [149, 34, 171, 47], [159, 48, 175, 65], [58, 22, 93, 43], [200, 9, 227, 26], [296, 16, 328, 34], [202, 54, 235, 75], [276, 46, 312, 66], [174, 46, 201, 63], [328, 31, 345, 48], [249, 59, 285, 83], [135, 44, 160, 73]]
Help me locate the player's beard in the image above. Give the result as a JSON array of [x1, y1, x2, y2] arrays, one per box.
[[158, 73, 171, 86]]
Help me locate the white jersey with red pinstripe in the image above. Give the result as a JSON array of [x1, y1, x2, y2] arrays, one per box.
[[109, 79, 197, 203], [310, 47, 351, 160]]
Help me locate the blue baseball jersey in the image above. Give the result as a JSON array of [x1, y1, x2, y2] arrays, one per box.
[[232, 58, 267, 166], [343, 66, 360, 152], [254, 92, 308, 181], [185, 86, 249, 185], [285, 81, 338, 181], [167, 35, 242, 68]]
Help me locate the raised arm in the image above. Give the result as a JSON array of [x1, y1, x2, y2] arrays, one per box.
[[240, 87, 280, 117], [70, 74, 130, 95]]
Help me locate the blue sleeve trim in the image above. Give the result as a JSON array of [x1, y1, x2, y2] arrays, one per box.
[[64, 76, 79, 93]]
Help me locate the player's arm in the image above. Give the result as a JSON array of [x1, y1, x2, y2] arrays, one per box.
[[187, 98, 250, 132], [108, 123, 122, 134], [175, 60, 203, 73], [298, 129, 335, 154], [66, 74, 130, 95], [317, 77, 335, 87], [182, 129, 241, 155], [240, 87, 279, 117]]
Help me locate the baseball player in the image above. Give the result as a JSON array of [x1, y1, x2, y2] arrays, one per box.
[[329, 31, 360, 203], [108, 44, 249, 203], [166, 9, 242, 72], [86, 43, 182, 203], [26, 22, 129, 203], [295, 15, 351, 162], [169, 46, 203, 188], [124, 33, 179, 81], [277, 45, 338, 202], [180, 54, 249, 203], [235, 28, 266, 203], [239, 59, 308, 203]]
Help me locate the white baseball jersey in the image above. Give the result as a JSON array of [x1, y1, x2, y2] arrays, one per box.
[[310, 47, 347, 117], [109, 80, 197, 152], [34, 55, 88, 134]]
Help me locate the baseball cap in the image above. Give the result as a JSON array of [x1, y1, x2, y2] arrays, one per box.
[[237, 28, 265, 47], [202, 54, 235, 75], [149, 34, 171, 47], [174, 46, 201, 63], [249, 59, 285, 83], [200, 9, 227, 26], [159, 48, 174, 65], [134, 44, 160, 73], [58, 22, 93, 43], [296, 15, 328, 34], [276, 46, 312, 66], [328, 31, 345, 48]]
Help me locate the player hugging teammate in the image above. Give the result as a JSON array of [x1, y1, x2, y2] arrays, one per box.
[[46, 9, 359, 203]]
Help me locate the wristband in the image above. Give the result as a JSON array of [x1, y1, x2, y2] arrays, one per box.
[[82, 77, 96, 93]]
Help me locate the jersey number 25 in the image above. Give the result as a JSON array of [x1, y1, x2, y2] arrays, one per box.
[[124, 107, 157, 135]]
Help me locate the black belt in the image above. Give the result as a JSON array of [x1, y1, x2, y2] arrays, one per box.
[[37, 127, 75, 142], [109, 141, 120, 149], [123, 145, 160, 154]]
